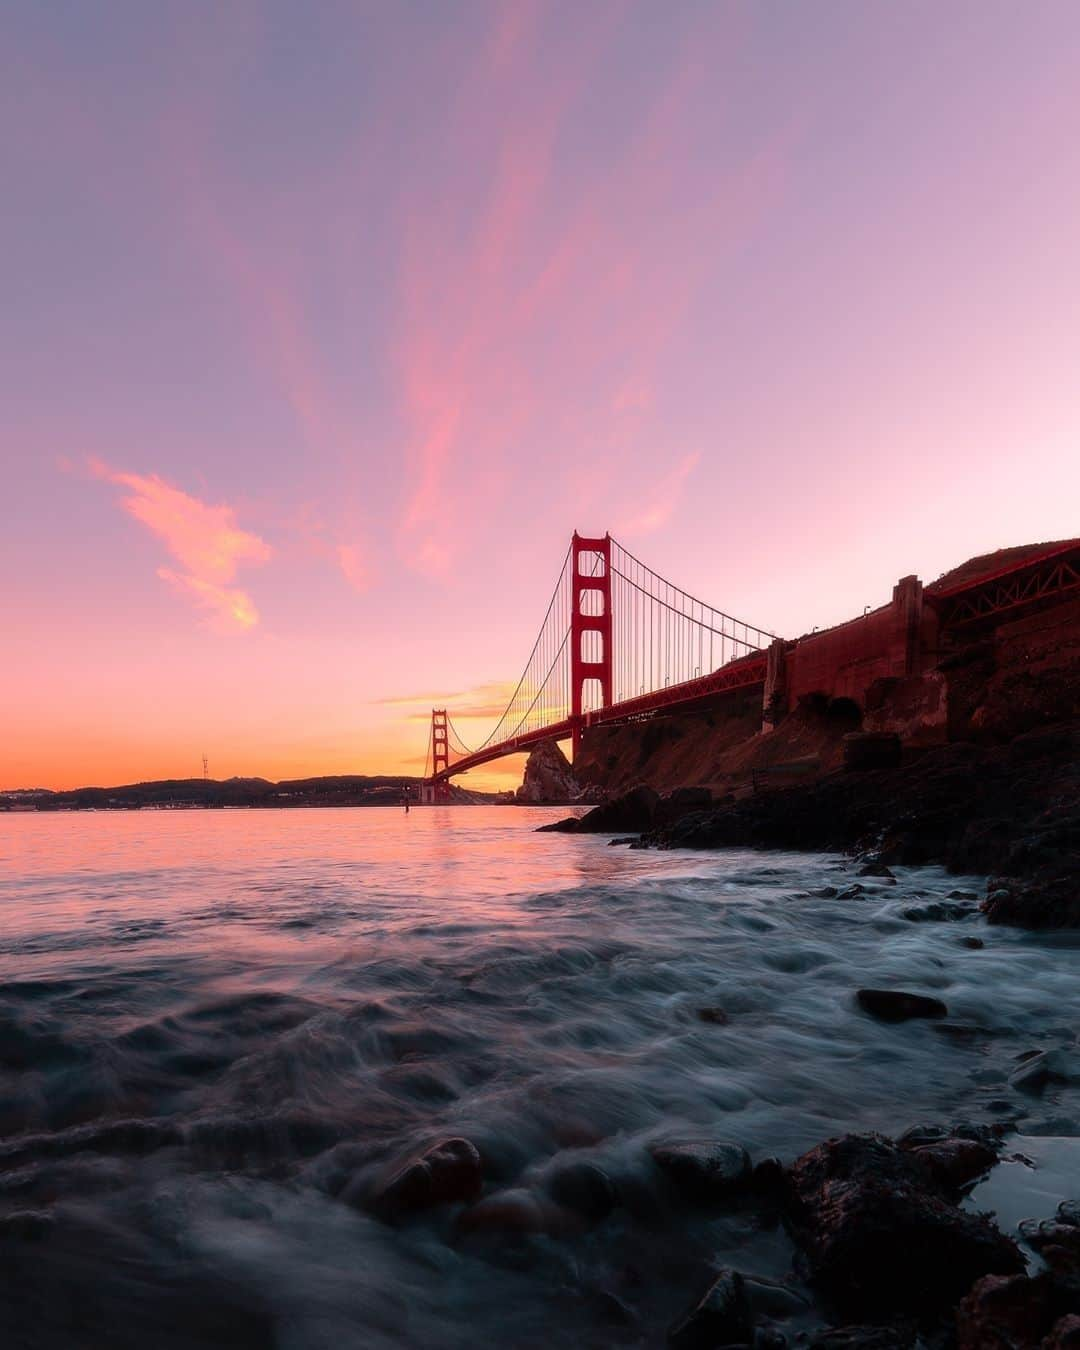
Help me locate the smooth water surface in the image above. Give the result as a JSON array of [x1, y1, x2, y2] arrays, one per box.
[[1, 808, 1078, 1348]]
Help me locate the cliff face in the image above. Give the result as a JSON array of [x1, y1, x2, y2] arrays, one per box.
[[569, 554, 1080, 800], [573, 691, 859, 798]]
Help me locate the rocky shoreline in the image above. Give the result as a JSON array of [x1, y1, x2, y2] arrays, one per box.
[[346, 1117, 1080, 1349], [542, 720, 1080, 929]]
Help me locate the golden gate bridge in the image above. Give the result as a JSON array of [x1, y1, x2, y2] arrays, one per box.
[[420, 533, 776, 801], [419, 531, 1080, 801]]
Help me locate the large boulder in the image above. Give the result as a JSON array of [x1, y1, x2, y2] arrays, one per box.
[[782, 1134, 1022, 1315], [538, 785, 660, 834], [516, 739, 579, 804]]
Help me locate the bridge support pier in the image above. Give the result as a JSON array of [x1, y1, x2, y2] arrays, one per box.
[[570, 533, 612, 759]]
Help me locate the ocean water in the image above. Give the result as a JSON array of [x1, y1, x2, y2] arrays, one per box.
[[1, 807, 1078, 1348]]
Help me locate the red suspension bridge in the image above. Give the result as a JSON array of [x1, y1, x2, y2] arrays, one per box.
[[419, 531, 1080, 800], [421, 533, 776, 800]]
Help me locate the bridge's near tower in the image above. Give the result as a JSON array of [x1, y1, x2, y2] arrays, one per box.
[[570, 532, 612, 757]]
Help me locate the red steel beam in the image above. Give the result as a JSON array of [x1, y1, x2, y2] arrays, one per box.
[[432, 652, 766, 782]]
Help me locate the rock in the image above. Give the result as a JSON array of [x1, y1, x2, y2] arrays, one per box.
[[742, 1275, 810, 1320], [858, 862, 896, 879], [855, 989, 948, 1022], [371, 1137, 482, 1220], [752, 1157, 787, 1199], [669, 1268, 753, 1350], [983, 870, 1080, 931], [1018, 1220, 1080, 1276], [838, 885, 866, 900], [540, 785, 660, 835], [812, 886, 839, 899], [1058, 1200, 1080, 1227], [1046, 1314, 1080, 1349], [808, 1329, 912, 1350], [654, 787, 714, 827], [842, 732, 902, 771], [907, 1138, 998, 1193], [901, 900, 979, 922], [1009, 1049, 1078, 1095], [697, 1006, 729, 1025], [457, 1187, 570, 1237], [949, 889, 979, 900], [963, 936, 986, 949], [783, 1134, 1024, 1315], [545, 1160, 615, 1222], [956, 1272, 1064, 1350], [650, 1139, 753, 1200], [0, 1210, 54, 1243], [515, 739, 579, 804]]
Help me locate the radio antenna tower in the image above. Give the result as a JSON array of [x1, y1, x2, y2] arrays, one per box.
[[202, 754, 209, 782]]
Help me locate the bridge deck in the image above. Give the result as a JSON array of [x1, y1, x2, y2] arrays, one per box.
[[433, 651, 766, 781]]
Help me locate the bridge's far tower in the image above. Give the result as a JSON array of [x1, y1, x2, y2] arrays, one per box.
[[570, 532, 613, 758], [426, 708, 452, 803]]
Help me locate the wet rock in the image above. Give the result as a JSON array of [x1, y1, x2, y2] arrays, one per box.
[[1009, 1049, 1078, 1095], [371, 1136, 482, 1220], [962, 936, 986, 949], [697, 1006, 729, 1025], [545, 1160, 615, 1222], [901, 900, 979, 922], [650, 1139, 753, 1200], [983, 870, 1080, 931], [1058, 1201, 1080, 1228], [1046, 1314, 1080, 1349], [783, 1134, 1023, 1315], [855, 989, 948, 1022], [539, 785, 660, 835], [752, 1157, 787, 1199], [457, 1187, 571, 1237], [907, 1137, 998, 1193], [956, 1272, 1068, 1350], [808, 1329, 912, 1350], [669, 1268, 753, 1350], [0, 1210, 54, 1243], [812, 886, 839, 899], [1019, 1219, 1080, 1275], [743, 1275, 810, 1320], [837, 885, 866, 900], [654, 787, 714, 827], [949, 889, 979, 900], [858, 862, 896, 879]]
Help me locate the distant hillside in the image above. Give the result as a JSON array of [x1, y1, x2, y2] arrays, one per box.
[[1, 775, 496, 810]]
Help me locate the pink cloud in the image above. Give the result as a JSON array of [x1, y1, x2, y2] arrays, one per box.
[[93, 460, 271, 629], [336, 542, 370, 593], [157, 569, 260, 631], [617, 452, 700, 536]]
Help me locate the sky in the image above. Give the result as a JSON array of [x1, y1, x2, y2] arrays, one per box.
[[3, 1, 1080, 791]]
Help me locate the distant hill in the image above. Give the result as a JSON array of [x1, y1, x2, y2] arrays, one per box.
[[1, 775, 497, 810]]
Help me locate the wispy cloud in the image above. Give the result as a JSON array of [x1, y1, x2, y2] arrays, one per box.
[[617, 452, 700, 536], [92, 460, 272, 630]]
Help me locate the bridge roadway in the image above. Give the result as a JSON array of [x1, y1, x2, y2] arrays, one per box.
[[430, 649, 767, 782]]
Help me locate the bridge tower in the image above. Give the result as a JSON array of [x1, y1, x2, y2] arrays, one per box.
[[570, 532, 613, 758], [426, 708, 452, 803]]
